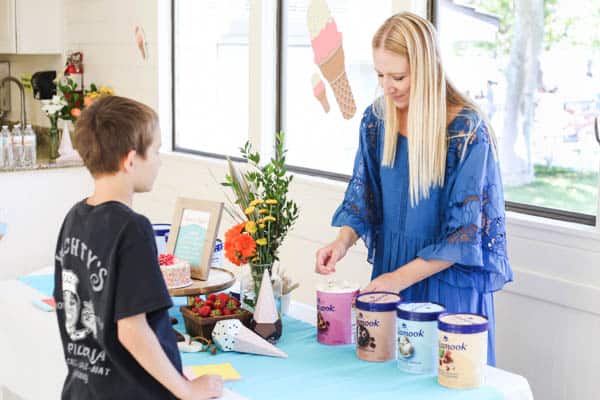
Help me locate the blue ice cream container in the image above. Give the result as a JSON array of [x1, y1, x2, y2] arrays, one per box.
[[397, 302, 446, 374]]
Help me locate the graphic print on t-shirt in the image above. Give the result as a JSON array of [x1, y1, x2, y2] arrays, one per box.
[[56, 236, 111, 380], [62, 269, 98, 341]]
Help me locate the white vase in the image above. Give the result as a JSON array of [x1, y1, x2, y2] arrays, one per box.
[[56, 121, 81, 163]]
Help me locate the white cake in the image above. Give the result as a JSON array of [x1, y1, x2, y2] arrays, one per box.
[[159, 254, 192, 289]]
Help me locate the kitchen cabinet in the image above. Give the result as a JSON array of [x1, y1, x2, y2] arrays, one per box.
[[0, 0, 62, 54]]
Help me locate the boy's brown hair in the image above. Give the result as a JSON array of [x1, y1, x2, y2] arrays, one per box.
[[74, 95, 158, 177]]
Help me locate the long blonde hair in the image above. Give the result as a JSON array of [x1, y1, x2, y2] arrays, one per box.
[[372, 12, 487, 206]]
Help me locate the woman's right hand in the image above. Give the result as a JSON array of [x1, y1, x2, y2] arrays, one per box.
[[315, 239, 350, 275]]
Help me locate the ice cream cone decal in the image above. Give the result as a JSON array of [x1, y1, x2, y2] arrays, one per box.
[[212, 319, 288, 358], [307, 0, 356, 119], [135, 26, 148, 61], [311, 73, 330, 113]]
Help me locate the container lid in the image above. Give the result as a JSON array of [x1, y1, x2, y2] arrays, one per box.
[[152, 224, 170, 235], [438, 313, 488, 334], [397, 302, 446, 321], [355, 291, 401, 312], [316, 279, 359, 294]]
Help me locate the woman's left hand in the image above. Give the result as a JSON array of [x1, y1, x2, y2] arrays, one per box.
[[362, 271, 402, 293]]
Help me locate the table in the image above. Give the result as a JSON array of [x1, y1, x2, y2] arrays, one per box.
[[0, 270, 533, 400]]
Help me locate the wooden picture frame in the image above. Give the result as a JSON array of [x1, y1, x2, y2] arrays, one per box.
[[166, 198, 223, 281]]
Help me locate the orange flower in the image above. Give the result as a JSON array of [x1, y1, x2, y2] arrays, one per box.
[[234, 234, 256, 259], [224, 223, 256, 266], [70, 107, 81, 118], [225, 222, 245, 242], [225, 247, 242, 266]]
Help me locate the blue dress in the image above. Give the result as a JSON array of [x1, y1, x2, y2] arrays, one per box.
[[332, 105, 513, 366]]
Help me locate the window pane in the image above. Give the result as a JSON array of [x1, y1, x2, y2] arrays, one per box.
[[174, 0, 249, 157], [282, 0, 392, 174], [437, 0, 600, 216]]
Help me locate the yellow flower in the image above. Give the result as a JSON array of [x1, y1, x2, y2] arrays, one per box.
[[256, 238, 268, 246], [251, 256, 259, 262], [258, 209, 269, 215], [259, 223, 266, 229], [263, 216, 276, 222], [249, 199, 264, 206], [244, 206, 255, 215], [245, 221, 257, 233], [99, 86, 114, 95], [265, 199, 278, 205]]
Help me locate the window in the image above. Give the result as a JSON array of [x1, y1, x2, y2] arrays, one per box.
[[173, 0, 250, 158], [435, 0, 600, 224], [281, 0, 393, 176]]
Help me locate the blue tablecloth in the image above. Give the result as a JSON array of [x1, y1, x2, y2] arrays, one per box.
[[20, 274, 504, 399]]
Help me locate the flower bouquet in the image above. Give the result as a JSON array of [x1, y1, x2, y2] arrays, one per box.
[[40, 95, 67, 162], [222, 132, 300, 309]]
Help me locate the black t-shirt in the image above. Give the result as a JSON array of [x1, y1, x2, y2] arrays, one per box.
[[53, 200, 182, 400]]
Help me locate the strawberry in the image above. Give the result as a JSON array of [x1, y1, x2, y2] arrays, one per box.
[[191, 307, 200, 314], [207, 294, 217, 302], [204, 300, 214, 308], [199, 305, 211, 317], [210, 309, 222, 317], [223, 309, 232, 316], [213, 300, 223, 310], [216, 293, 230, 304], [225, 300, 237, 311]]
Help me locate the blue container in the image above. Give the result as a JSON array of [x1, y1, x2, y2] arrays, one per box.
[[396, 302, 446, 374], [152, 224, 170, 255]]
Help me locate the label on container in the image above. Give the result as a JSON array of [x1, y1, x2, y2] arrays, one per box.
[[438, 315, 488, 389], [316, 282, 359, 345], [397, 319, 438, 374]]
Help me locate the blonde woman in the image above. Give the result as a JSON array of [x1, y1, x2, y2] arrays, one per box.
[[315, 12, 512, 366]]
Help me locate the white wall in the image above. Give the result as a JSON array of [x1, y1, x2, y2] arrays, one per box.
[[1, 1, 599, 399]]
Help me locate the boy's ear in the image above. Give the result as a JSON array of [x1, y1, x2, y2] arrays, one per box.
[[121, 149, 137, 173]]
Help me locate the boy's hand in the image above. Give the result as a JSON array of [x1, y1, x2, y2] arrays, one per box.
[[185, 374, 223, 400]]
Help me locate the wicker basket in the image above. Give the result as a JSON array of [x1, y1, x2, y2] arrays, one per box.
[[180, 306, 253, 338]]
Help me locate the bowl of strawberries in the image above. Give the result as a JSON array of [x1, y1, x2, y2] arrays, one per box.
[[180, 292, 253, 338]]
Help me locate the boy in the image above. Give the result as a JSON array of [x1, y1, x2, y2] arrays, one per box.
[[53, 96, 223, 399]]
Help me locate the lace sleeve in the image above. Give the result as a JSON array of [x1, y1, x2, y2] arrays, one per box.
[[418, 118, 509, 275], [332, 106, 382, 263]]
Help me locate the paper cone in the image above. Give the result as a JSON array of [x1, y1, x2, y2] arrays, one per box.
[[253, 269, 278, 324], [212, 319, 287, 358]]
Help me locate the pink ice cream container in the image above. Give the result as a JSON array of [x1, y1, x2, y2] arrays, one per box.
[[316, 281, 359, 345]]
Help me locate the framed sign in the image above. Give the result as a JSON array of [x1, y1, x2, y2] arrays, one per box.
[[166, 198, 223, 280]]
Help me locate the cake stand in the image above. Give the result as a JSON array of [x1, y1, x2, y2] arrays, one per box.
[[168, 267, 236, 305]]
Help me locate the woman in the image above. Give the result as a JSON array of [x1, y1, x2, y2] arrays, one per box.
[[314, 12, 512, 366]]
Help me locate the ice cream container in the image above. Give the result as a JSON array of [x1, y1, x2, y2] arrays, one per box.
[[397, 302, 446, 374], [152, 224, 170, 255], [355, 291, 401, 362], [438, 313, 488, 389], [316, 280, 359, 345], [210, 238, 224, 267]]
